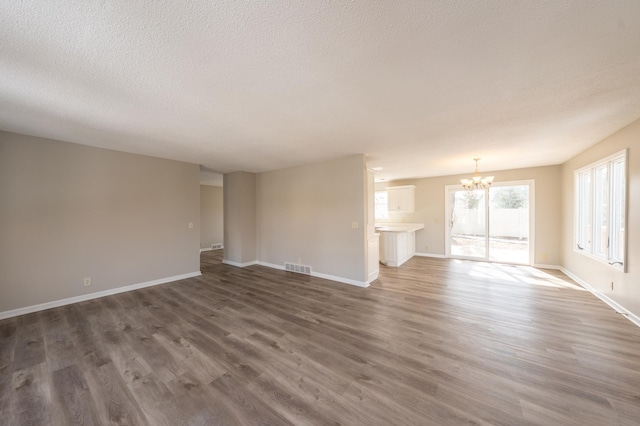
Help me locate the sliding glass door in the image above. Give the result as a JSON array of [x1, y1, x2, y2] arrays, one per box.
[[446, 181, 533, 265]]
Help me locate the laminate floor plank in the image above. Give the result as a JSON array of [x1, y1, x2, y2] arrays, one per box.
[[43, 326, 77, 373], [96, 327, 153, 387], [81, 361, 150, 426], [110, 291, 160, 329], [0, 318, 17, 369], [152, 330, 226, 384], [166, 371, 249, 425], [144, 286, 231, 340], [74, 299, 118, 337], [66, 318, 111, 371], [245, 331, 353, 395], [50, 364, 100, 425], [245, 373, 341, 426], [11, 322, 46, 374], [227, 288, 450, 398], [179, 327, 262, 386], [39, 309, 69, 337], [2, 250, 640, 425], [117, 322, 187, 383], [207, 372, 296, 426], [128, 372, 190, 426], [245, 330, 435, 426], [0, 364, 13, 421], [10, 362, 53, 426]]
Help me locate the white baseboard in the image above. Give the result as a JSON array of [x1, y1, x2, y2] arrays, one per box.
[[256, 260, 285, 270], [256, 261, 369, 288], [0, 271, 202, 320], [367, 270, 379, 284], [312, 271, 369, 288], [414, 252, 445, 258], [222, 259, 258, 268], [533, 263, 561, 270], [560, 267, 640, 328], [200, 243, 224, 253], [532, 263, 639, 328]]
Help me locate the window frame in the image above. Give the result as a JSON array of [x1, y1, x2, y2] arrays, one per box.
[[574, 149, 627, 272], [374, 190, 389, 220]]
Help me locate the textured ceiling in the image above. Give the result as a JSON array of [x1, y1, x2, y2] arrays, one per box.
[[2, 1, 640, 183]]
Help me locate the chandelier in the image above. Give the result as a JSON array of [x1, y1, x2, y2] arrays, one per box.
[[461, 158, 494, 190]]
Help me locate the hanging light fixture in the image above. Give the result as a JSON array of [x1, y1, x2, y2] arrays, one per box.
[[461, 158, 494, 190]]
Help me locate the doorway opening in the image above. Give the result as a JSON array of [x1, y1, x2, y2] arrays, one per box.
[[445, 181, 534, 265]]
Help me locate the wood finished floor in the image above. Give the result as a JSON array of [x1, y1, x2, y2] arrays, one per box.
[[2, 251, 640, 425]]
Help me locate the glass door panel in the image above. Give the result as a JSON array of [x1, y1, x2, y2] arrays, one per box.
[[488, 185, 530, 264], [449, 189, 486, 259]]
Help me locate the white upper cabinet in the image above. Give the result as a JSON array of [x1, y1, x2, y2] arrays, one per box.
[[386, 185, 415, 212]]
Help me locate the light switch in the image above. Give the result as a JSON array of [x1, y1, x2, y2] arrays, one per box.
[[188, 222, 194, 229], [352, 221, 358, 229]]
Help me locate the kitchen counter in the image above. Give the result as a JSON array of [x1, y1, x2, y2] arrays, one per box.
[[375, 223, 424, 267], [375, 223, 425, 233]]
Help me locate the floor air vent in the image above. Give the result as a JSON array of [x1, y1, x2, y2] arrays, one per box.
[[284, 262, 311, 275], [211, 243, 224, 250]]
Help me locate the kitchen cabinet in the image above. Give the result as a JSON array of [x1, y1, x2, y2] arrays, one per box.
[[376, 223, 424, 267], [387, 185, 415, 212]]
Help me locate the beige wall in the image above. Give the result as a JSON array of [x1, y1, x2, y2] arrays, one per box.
[[561, 118, 640, 317], [256, 154, 367, 283], [200, 185, 223, 249], [0, 131, 200, 314], [376, 165, 562, 266], [223, 171, 257, 265]]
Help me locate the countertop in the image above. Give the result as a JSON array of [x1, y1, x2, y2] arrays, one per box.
[[374, 223, 425, 233]]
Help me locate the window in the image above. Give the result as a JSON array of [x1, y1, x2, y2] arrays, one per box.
[[574, 150, 626, 270], [375, 191, 389, 220]]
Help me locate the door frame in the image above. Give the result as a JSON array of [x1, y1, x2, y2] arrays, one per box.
[[444, 179, 535, 265]]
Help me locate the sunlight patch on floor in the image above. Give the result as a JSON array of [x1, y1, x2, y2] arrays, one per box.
[[466, 262, 586, 290]]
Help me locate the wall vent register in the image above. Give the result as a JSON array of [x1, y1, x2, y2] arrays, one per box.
[[284, 262, 311, 275]]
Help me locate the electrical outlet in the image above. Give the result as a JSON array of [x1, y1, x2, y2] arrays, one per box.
[[83, 277, 92, 287], [188, 222, 194, 229], [610, 281, 614, 290], [352, 221, 358, 229]]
